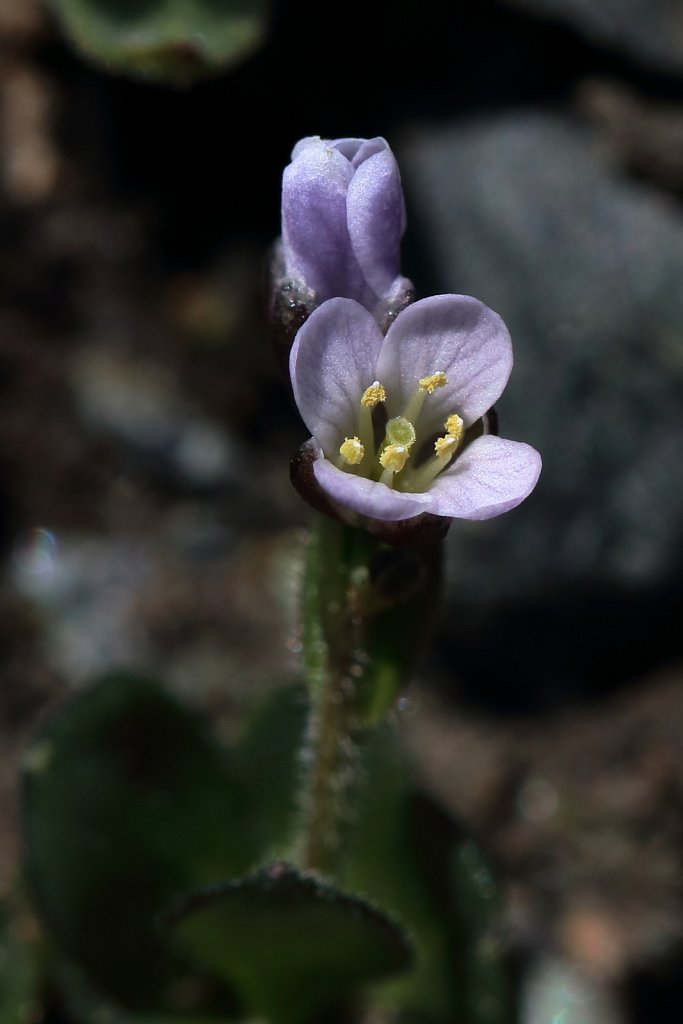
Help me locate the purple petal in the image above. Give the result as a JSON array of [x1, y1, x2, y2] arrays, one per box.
[[313, 450, 432, 521], [346, 147, 406, 300], [290, 136, 325, 160], [376, 295, 513, 437], [281, 139, 366, 302], [427, 435, 542, 520], [327, 137, 376, 163], [344, 137, 388, 166], [289, 298, 384, 455]]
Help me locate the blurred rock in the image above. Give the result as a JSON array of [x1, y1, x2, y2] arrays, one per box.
[[70, 347, 241, 490], [0, 0, 45, 44], [579, 79, 683, 192], [521, 955, 623, 1024], [0, 61, 59, 203], [402, 112, 683, 604], [504, 0, 683, 74], [10, 531, 155, 685], [406, 669, 683, 965], [9, 520, 301, 704]]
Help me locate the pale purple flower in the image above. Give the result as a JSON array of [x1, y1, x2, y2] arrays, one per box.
[[289, 295, 541, 523], [281, 136, 413, 321]]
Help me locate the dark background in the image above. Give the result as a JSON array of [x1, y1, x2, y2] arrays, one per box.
[[2, 1, 683, 1020]]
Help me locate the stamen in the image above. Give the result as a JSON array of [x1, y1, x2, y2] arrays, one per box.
[[444, 413, 464, 441], [361, 381, 386, 407], [434, 435, 458, 459], [379, 444, 409, 473], [418, 371, 447, 394], [404, 430, 462, 492], [338, 436, 364, 466], [379, 443, 409, 486], [403, 370, 448, 425], [357, 380, 386, 470]]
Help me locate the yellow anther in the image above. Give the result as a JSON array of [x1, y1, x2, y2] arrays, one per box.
[[339, 436, 364, 465], [379, 444, 409, 474], [361, 381, 386, 407], [444, 413, 464, 442], [418, 371, 447, 394], [434, 434, 458, 460]]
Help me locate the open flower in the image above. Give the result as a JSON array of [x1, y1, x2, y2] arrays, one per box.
[[281, 136, 413, 321], [290, 295, 541, 523]]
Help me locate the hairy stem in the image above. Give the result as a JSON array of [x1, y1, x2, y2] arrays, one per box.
[[296, 514, 442, 874], [297, 516, 366, 874]]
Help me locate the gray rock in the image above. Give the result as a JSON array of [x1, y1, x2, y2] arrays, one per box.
[[70, 346, 241, 489], [11, 531, 154, 684], [522, 956, 623, 1024], [505, 0, 683, 74], [401, 113, 683, 605]]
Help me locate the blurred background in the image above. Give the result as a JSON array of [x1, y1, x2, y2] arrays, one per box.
[[2, 0, 683, 1020]]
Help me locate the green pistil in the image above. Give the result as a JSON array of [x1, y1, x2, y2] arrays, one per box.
[[384, 416, 416, 449]]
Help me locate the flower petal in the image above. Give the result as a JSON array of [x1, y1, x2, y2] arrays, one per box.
[[282, 139, 366, 302], [427, 435, 541, 520], [289, 298, 384, 455], [313, 451, 432, 521], [347, 146, 407, 300], [376, 295, 513, 436], [330, 137, 384, 163]]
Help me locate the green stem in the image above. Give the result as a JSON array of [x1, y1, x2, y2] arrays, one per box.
[[296, 513, 443, 874], [297, 516, 363, 873]]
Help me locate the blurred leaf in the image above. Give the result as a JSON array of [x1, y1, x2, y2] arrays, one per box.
[[164, 861, 413, 1024], [450, 841, 515, 1024], [0, 901, 40, 1024], [355, 543, 442, 724], [47, 0, 270, 84], [337, 729, 517, 1023], [21, 674, 307, 1015], [56, 957, 224, 1024], [337, 727, 461, 1022]]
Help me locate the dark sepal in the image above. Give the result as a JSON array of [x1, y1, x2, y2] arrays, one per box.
[[365, 512, 450, 548], [267, 241, 317, 377], [376, 281, 416, 335], [290, 438, 345, 523]]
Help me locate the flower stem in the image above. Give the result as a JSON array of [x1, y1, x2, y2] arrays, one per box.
[[297, 515, 365, 874], [296, 514, 443, 874]]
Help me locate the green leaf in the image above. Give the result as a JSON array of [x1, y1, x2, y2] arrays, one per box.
[[21, 674, 307, 1015], [450, 841, 515, 1024], [0, 901, 40, 1024], [164, 862, 413, 1024], [355, 542, 442, 723], [337, 727, 461, 1022], [337, 727, 517, 1023], [47, 0, 270, 84]]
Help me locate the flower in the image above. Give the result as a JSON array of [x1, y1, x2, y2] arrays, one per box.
[[281, 136, 413, 321], [289, 295, 541, 523]]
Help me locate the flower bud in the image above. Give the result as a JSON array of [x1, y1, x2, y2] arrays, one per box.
[[279, 136, 414, 326]]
